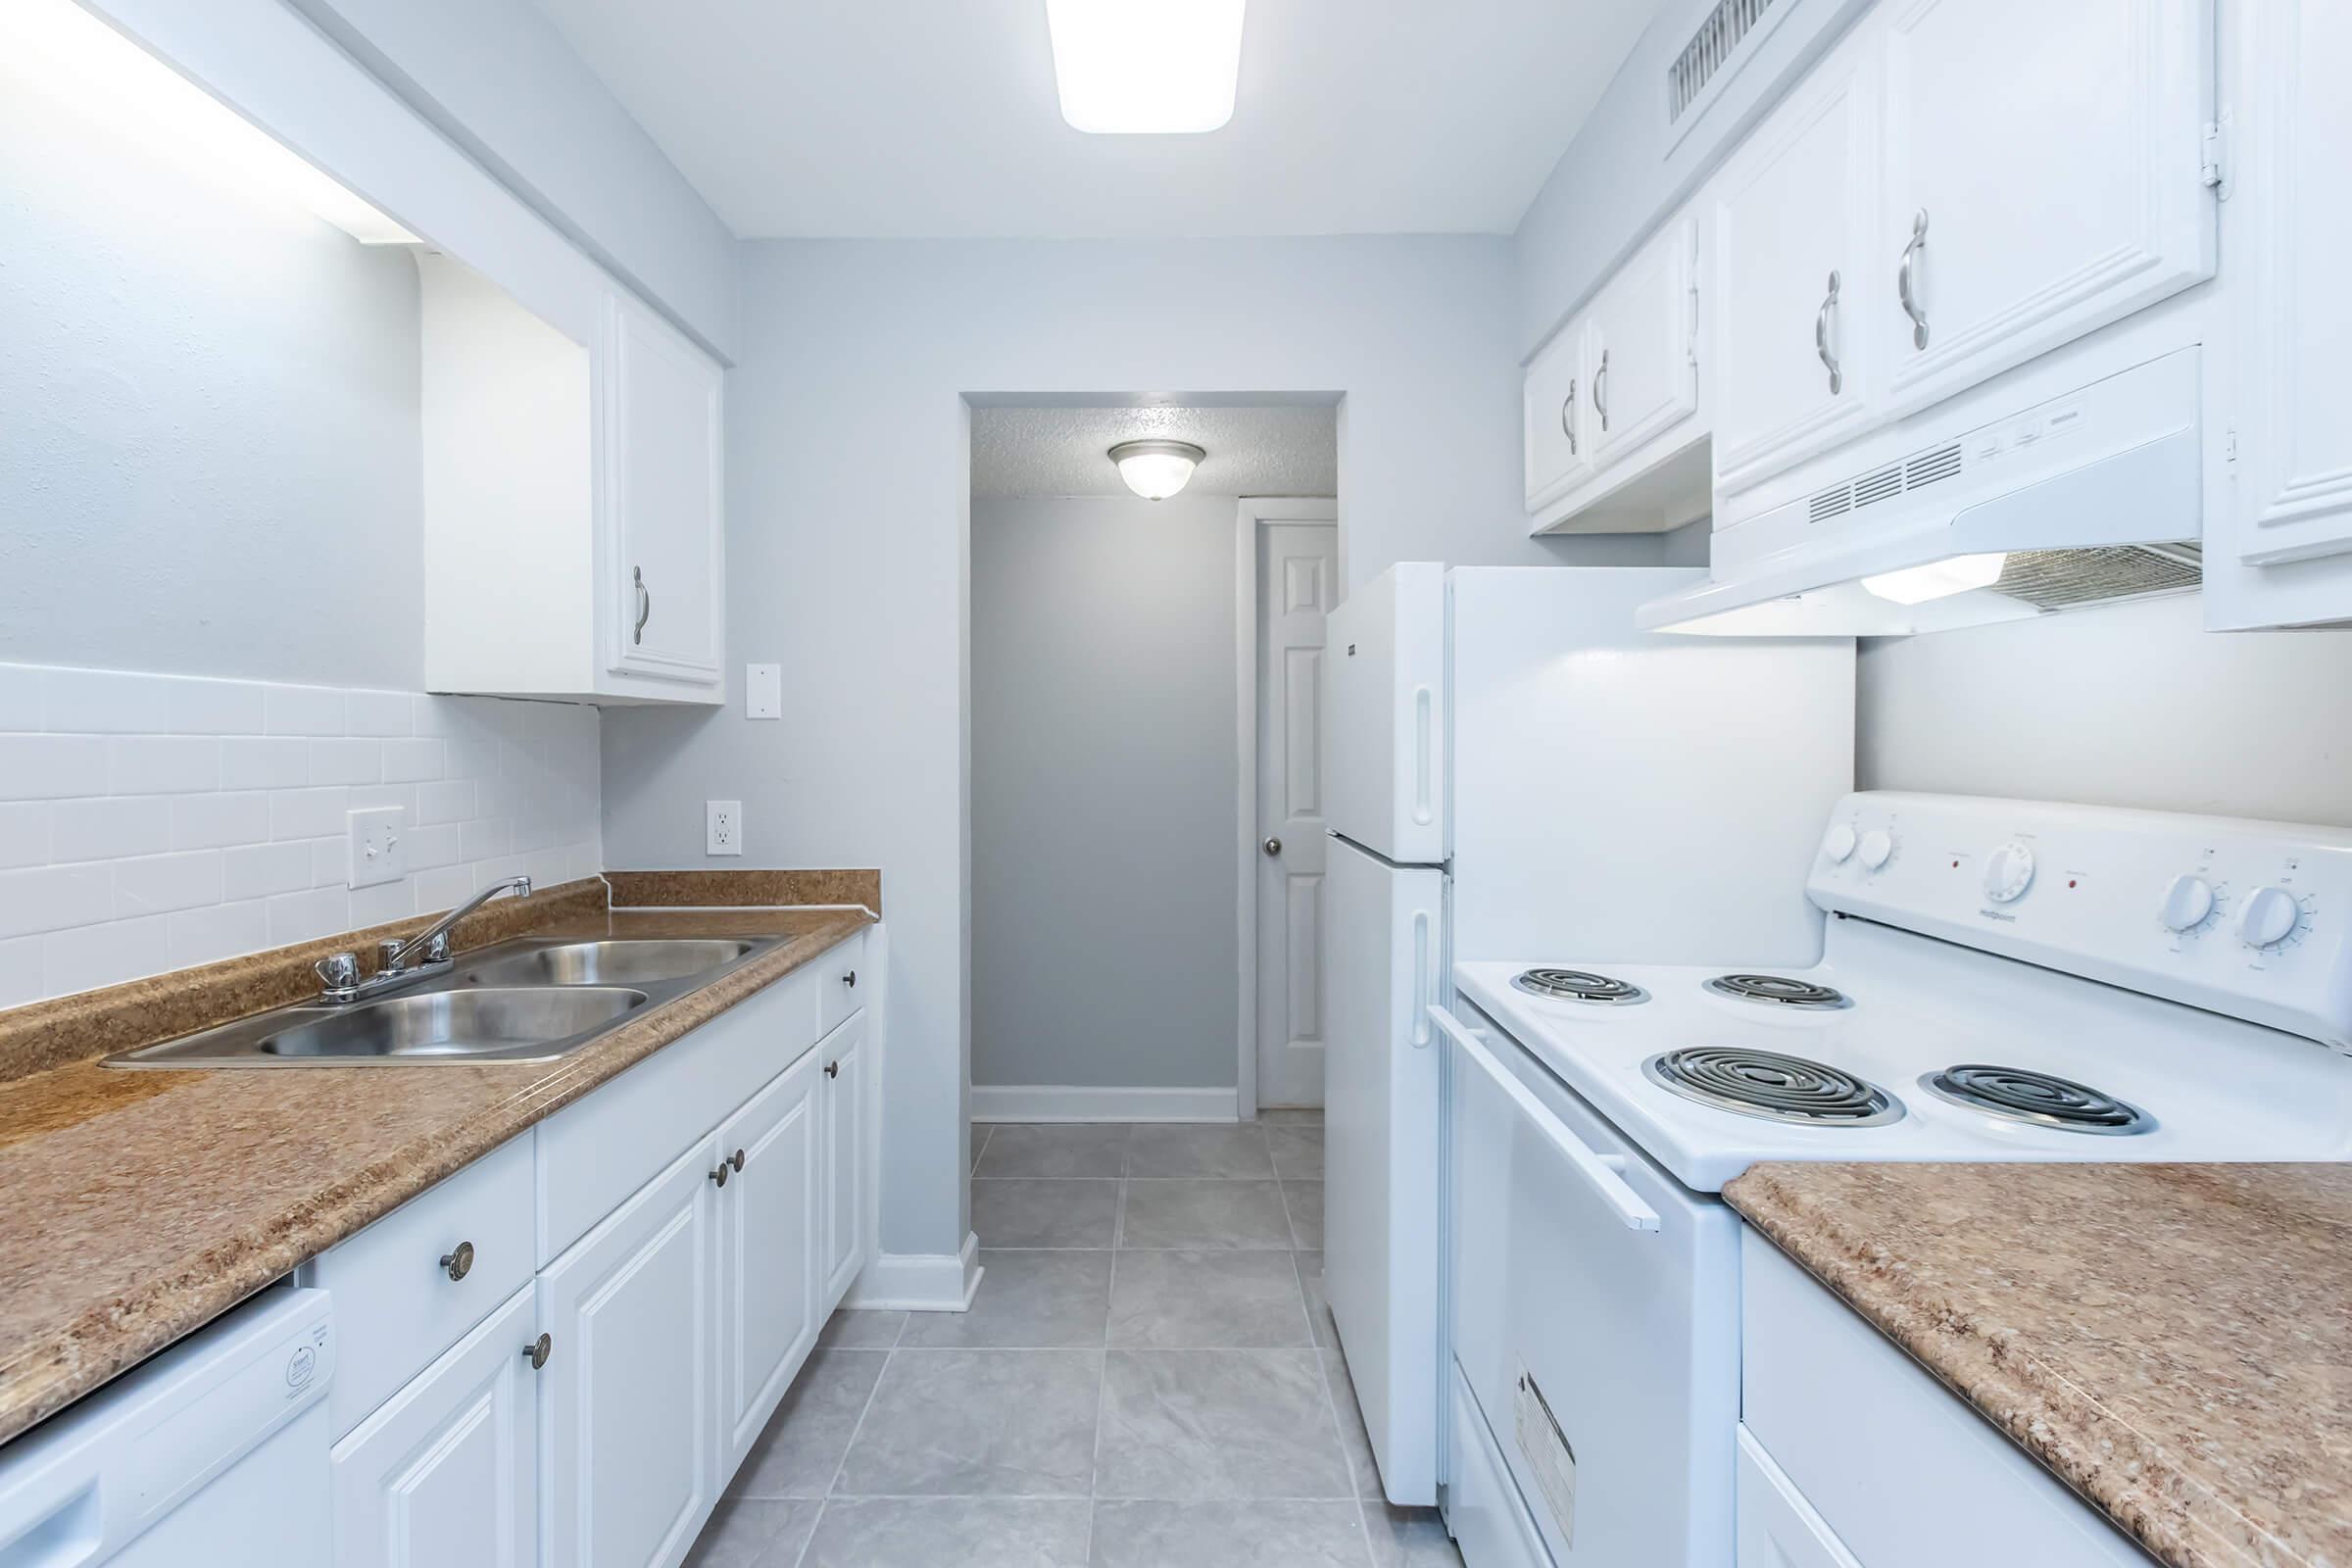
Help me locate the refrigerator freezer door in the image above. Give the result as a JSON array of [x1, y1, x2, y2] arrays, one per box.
[[1325, 562, 1447, 865], [1323, 834, 1446, 1504]]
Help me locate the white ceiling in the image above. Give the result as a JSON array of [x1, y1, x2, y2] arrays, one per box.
[[971, 405, 1337, 499], [527, 0, 1666, 239]]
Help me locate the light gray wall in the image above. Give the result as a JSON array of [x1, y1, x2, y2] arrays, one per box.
[[969, 495, 1239, 1091], [600, 235, 1682, 1259], [1858, 595, 2352, 827], [288, 0, 738, 358], [0, 46, 422, 689], [1511, 0, 1868, 358]]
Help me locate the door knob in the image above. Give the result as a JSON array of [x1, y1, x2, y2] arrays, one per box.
[[1262, 837, 1283, 857]]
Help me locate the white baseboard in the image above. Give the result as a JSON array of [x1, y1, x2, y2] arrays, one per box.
[[843, 1232, 983, 1312], [972, 1085, 1240, 1123]]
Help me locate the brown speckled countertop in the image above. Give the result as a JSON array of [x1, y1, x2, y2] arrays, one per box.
[[1726, 1162, 2352, 1568], [0, 897, 873, 1447]]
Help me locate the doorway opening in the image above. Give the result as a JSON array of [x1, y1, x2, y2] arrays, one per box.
[[967, 396, 1339, 1124]]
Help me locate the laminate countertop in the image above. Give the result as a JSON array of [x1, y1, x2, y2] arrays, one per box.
[[1725, 1161, 2352, 1568], [0, 898, 873, 1447]]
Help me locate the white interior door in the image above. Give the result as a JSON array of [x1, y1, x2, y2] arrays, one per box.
[[1255, 516, 1338, 1109]]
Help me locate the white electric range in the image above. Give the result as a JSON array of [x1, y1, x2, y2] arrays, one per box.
[[1431, 792, 2352, 1568]]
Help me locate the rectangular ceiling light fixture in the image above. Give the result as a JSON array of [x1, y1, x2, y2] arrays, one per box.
[[3, 0, 418, 244], [1046, 0, 1248, 134]]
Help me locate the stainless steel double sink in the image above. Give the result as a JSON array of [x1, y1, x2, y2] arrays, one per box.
[[104, 936, 785, 1069]]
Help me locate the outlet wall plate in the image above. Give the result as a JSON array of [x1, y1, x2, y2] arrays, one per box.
[[349, 806, 407, 889], [707, 800, 743, 857]]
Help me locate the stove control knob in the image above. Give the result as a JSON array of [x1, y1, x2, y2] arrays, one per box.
[[1824, 823, 1859, 862], [2157, 874, 2216, 933], [1857, 829, 1895, 871], [2237, 885, 2303, 950], [1982, 841, 2035, 904]]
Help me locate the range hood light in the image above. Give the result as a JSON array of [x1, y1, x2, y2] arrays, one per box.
[[1860, 553, 2010, 606], [1108, 439, 1205, 501]]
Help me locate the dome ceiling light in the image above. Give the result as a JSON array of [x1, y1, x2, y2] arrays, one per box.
[[1108, 439, 1206, 501]]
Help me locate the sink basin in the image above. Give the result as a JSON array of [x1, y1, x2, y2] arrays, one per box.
[[107, 987, 649, 1068], [453, 940, 759, 989]]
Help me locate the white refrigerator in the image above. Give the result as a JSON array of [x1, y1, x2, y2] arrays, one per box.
[[1320, 564, 1853, 1506]]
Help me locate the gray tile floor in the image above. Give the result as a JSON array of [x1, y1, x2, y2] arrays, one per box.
[[684, 1112, 1463, 1568]]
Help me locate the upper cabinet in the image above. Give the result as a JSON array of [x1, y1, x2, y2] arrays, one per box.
[[1585, 215, 1703, 468], [1522, 311, 1592, 514], [420, 260, 727, 707], [1875, 0, 2215, 414]]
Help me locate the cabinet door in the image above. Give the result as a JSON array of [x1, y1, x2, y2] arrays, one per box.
[[820, 1012, 873, 1308], [539, 1138, 717, 1568], [714, 1053, 823, 1472], [333, 1285, 539, 1568], [2223, 0, 2352, 568], [1711, 30, 1882, 497], [604, 291, 724, 688], [1878, 0, 2214, 412], [1585, 216, 1700, 468], [1522, 317, 1591, 511]]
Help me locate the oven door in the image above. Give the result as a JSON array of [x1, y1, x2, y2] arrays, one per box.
[[1436, 1002, 1740, 1568]]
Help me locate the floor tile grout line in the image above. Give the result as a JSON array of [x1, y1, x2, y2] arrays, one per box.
[[1086, 1242, 1118, 1562], [816, 1343, 894, 1509]]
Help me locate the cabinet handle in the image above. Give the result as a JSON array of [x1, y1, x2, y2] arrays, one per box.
[[1815, 270, 1843, 395], [1897, 209, 1930, 350], [1559, 378, 1577, 455], [842, 968, 857, 988], [710, 1160, 730, 1188], [729, 1148, 746, 1172], [825, 1059, 840, 1079], [632, 566, 652, 645], [523, 1333, 553, 1371], [439, 1241, 474, 1283], [1592, 349, 1609, 432]]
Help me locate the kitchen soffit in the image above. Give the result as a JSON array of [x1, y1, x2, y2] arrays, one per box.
[[526, 0, 1668, 239]]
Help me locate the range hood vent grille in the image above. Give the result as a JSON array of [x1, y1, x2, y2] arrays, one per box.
[[1670, 0, 1782, 122], [1992, 544, 2203, 611], [1905, 442, 1964, 489]]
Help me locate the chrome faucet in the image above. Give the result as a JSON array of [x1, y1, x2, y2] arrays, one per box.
[[314, 876, 533, 1004]]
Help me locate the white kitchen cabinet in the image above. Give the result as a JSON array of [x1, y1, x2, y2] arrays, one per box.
[[1585, 215, 1702, 469], [538, 1139, 718, 1568], [1875, 0, 2215, 415], [714, 1054, 822, 1473], [332, 1286, 540, 1568], [1522, 309, 1592, 513], [819, 1012, 873, 1308], [419, 258, 726, 707], [2203, 0, 2352, 627], [1710, 24, 1882, 496]]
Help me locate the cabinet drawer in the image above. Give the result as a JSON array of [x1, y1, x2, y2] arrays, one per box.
[[816, 929, 865, 1037], [305, 1133, 534, 1440], [1740, 1232, 2148, 1567]]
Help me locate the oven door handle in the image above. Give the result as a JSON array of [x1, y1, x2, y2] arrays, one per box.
[[1429, 1004, 1662, 1233]]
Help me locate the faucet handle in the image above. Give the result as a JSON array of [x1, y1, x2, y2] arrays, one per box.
[[376, 938, 410, 971], [422, 931, 452, 963], [315, 953, 362, 992]]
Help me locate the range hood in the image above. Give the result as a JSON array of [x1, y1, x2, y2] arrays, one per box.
[[1639, 348, 2204, 636]]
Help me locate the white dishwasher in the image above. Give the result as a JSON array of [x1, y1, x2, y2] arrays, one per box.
[[0, 1286, 334, 1567]]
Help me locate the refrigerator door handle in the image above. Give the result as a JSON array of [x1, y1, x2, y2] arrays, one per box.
[[1411, 685, 1435, 827], [1409, 910, 1433, 1047], [1428, 1004, 1662, 1233]]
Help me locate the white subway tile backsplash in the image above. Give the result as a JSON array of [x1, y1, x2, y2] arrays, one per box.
[[107, 736, 220, 795], [0, 665, 602, 1006], [51, 798, 172, 863], [0, 736, 110, 801]]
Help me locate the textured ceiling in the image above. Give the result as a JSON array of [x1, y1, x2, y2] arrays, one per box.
[[971, 405, 1337, 500], [528, 0, 1668, 239]]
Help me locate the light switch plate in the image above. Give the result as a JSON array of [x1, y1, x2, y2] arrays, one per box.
[[746, 662, 782, 720], [348, 806, 407, 889], [706, 800, 743, 857]]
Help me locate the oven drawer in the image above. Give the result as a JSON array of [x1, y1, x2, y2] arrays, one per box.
[[1446, 1361, 1551, 1568], [1437, 1004, 1739, 1568], [1740, 1232, 2151, 1567]]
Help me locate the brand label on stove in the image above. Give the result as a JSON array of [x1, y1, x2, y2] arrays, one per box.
[[1513, 1363, 1576, 1549]]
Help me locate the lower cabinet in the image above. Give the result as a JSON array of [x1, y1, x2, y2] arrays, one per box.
[[716, 1053, 823, 1472], [332, 1286, 540, 1568], [539, 1138, 719, 1568], [820, 1012, 871, 1308]]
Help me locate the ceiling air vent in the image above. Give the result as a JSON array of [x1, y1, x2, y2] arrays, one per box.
[[1853, 464, 1905, 509], [1904, 443, 1964, 490], [1670, 0, 1782, 123], [1809, 484, 1853, 525]]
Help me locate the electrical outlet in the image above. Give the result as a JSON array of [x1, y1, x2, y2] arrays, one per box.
[[706, 800, 743, 857], [348, 806, 407, 889]]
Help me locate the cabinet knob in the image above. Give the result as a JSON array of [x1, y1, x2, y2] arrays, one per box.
[[825, 1059, 840, 1079], [710, 1160, 730, 1188], [523, 1333, 553, 1371], [729, 1148, 747, 1172], [439, 1241, 474, 1283], [842, 968, 856, 988]]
